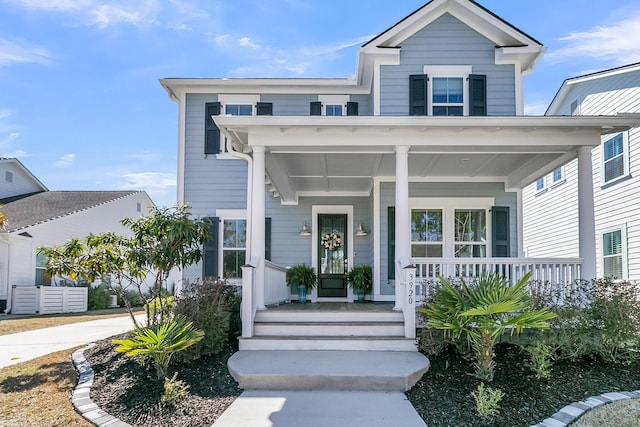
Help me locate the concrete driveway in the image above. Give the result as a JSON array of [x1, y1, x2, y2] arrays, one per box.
[[0, 314, 144, 368]]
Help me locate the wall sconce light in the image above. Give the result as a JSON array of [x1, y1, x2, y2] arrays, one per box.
[[355, 223, 368, 237], [299, 223, 311, 236]]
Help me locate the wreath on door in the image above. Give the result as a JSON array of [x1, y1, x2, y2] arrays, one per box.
[[321, 232, 342, 251]]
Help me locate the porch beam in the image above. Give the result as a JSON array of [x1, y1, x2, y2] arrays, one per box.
[[251, 145, 267, 310], [394, 146, 410, 311], [577, 146, 596, 279]]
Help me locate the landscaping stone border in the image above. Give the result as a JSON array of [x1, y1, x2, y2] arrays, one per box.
[[529, 390, 640, 427], [71, 344, 132, 427], [71, 343, 640, 427]]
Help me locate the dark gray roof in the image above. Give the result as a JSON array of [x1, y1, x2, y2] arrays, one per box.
[[0, 191, 140, 232]]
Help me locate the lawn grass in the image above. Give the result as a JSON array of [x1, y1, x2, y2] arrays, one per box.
[[0, 347, 90, 427], [0, 307, 142, 336], [570, 399, 640, 427]]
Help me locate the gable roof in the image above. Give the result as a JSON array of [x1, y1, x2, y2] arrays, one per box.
[[362, 0, 542, 48], [0, 191, 141, 232], [0, 158, 49, 194], [546, 62, 640, 115]]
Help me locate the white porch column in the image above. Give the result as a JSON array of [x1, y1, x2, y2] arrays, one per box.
[[577, 146, 597, 279], [394, 146, 410, 310], [251, 146, 266, 310]]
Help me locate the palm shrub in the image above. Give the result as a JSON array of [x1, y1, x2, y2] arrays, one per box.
[[112, 315, 204, 380], [419, 272, 556, 381]]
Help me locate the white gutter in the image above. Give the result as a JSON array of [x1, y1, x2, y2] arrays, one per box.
[[224, 140, 254, 258]]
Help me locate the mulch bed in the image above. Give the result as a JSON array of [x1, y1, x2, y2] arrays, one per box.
[[84, 334, 241, 427], [407, 343, 640, 427], [84, 338, 640, 427]]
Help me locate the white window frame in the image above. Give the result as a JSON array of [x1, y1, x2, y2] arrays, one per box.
[[409, 198, 494, 258], [600, 131, 630, 186], [318, 95, 348, 116], [550, 167, 566, 188], [215, 209, 247, 283], [423, 66, 472, 116], [599, 225, 627, 280], [217, 95, 259, 158], [535, 176, 547, 194]]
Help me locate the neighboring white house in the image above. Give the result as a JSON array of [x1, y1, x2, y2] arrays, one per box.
[[0, 158, 155, 313], [523, 63, 640, 281], [160, 0, 640, 351]]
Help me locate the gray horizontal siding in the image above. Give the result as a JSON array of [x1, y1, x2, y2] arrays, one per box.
[[379, 13, 516, 116], [260, 94, 317, 116]]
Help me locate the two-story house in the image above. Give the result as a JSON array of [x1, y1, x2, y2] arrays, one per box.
[[523, 62, 640, 281], [161, 0, 639, 352]]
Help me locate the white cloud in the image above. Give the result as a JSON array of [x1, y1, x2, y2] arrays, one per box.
[[0, 109, 14, 120], [239, 37, 260, 50], [1, 149, 28, 158], [54, 153, 76, 168], [121, 172, 176, 190], [0, 37, 54, 67], [0, 132, 20, 146], [548, 13, 640, 65], [524, 102, 550, 116], [215, 34, 230, 47], [90, 4, 149, 28], [300, 35, 373, 56]]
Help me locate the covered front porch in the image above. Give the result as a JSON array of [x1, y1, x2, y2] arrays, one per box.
[[216, 115, 637, 349]]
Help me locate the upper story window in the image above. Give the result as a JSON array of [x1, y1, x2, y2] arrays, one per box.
[[602, 132, 629, 184], [410, 66, 486, 117], [536, 177, 546, 192], [325, 104, 343, 116], [5, 171, 13, 183], [310, 95, 358, 116], [225, 104, 252, 115], [552, 168, 563, 183], [432, 77, 464, 116]]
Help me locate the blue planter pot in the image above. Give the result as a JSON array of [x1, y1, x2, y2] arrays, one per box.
[[357, 291, 365, 303], [297, 285, 308, 304]]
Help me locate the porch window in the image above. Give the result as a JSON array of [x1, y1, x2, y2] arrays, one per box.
[[411, 209, 443, 257], [325, 104, 343, 116], [536, 177, 546, 192], [225, 104, 252, 116], [223, 219, 246, 279], [602, 132, 628, 184], [602, 229, 625, 279], [552, 167, 563, 183], [454, 209, 487, 258]]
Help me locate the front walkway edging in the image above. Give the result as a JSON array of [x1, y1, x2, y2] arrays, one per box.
[[71, 343, 132, 427], [529, 390, 640, 427]]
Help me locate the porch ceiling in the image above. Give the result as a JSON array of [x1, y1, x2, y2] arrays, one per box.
[[216, 115, 640, 204]]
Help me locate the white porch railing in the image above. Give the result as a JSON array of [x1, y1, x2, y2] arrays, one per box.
[[411, 257, 583, 304], [240, 259, 289, 338], [264, 260, 289, 306]]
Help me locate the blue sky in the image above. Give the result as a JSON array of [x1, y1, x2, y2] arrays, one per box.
[[1, 0, 640, 208]]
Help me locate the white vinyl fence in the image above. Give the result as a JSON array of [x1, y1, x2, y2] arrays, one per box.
[[11, 285, 88, 315]]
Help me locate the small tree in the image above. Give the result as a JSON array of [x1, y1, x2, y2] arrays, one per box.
[[38, 204, 210, 328], [419, 272, 556, 381]]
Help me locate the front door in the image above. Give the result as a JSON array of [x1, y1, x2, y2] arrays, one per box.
[[317, 214, 348, 297]]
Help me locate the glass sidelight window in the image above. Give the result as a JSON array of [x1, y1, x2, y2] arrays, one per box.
[[454, 209, 487, 258], [223, 219, 246, 279], [411, 209, 443, 257]]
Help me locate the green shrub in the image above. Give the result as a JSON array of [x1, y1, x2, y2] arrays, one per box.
[[118, 289, 146, 307], [529, 278, 640, 364], [523, 341, 553, 379], [471, 383, 505, 417], [161, 373, 190, 405], [144, 296, 175, 326], [88, 285, 111, 310], [112, 315, 203, 380], [172, 278, 240, 362]]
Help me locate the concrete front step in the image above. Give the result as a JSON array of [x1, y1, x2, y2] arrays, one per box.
[[227, 350, 430, 392], [253, 321, 405, 337], [239, 336, 418, 351], [254, 310, 404, 323]]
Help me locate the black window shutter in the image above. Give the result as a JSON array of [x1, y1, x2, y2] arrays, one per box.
[[203, 217, 220, 277], [388, 207, 395, 280], [310, 101, 322, 116], [346, 101, 359, 116], [492, 206, 510, 257], [205, 102, 222, 154], [409, 74, 428, 116], [265, 217, 272, 262], [469, 74, 487, 116], [257, 102, 273, 116]]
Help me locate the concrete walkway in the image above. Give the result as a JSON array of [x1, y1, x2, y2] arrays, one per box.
[[212, 390, 427, 427], [0, 314, 143, 368]]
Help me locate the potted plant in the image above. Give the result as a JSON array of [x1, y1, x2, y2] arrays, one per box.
[[347, 265, 372, 303], [286, 264, 317, 303]]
